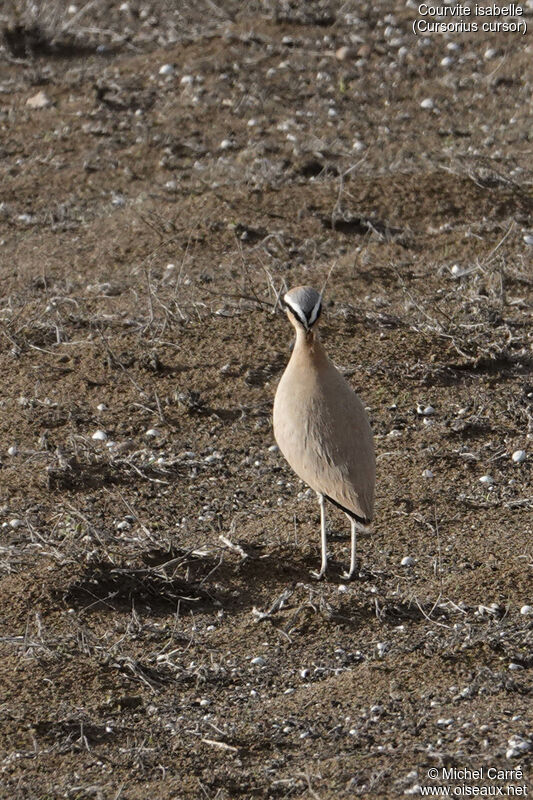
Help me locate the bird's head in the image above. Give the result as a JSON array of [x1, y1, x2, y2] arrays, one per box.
[[282, 286, 322, 334]]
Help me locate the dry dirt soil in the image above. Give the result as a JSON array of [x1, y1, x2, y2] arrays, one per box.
[[1, 2, 533, 798]]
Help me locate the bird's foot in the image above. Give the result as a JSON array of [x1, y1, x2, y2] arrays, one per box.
[[310, 568, 326, 581], [341, 564, 358, 581]]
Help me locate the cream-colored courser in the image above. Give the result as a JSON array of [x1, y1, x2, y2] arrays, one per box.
[[273, 286, 375, 579]]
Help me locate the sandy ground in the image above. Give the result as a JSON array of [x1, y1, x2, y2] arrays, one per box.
[[0, 1, 532, 797]]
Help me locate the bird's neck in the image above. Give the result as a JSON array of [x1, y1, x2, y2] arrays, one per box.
[[293, 328, 328, 367]]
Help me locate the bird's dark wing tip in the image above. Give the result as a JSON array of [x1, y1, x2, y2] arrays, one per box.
[[324, 493, 370, 525]]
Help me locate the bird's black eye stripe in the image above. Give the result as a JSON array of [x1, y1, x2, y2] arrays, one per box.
[[284, 299, 308, 328], [308, 300, 322, 326]]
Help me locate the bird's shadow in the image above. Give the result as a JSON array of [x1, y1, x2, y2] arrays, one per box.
[[56, 542, 438, 633]]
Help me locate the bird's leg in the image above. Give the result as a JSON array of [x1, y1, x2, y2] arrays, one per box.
[[342, 517, 358, 580], [311, 492, 328, 580]]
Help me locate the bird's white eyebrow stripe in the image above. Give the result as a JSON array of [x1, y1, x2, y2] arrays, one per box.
[[284, 296, 308, 327]]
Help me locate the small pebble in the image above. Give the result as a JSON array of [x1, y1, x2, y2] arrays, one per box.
[[251, 656, 266, 666], [506, 736, 531, 758], [479, 475, 494, 486], [508, 663, 523, 671], [7, 445, 18, 456], [116, 521, 131, 531], [112, 440, 136, 454], [26, 91, 52, 109], [417, 404, 435, 416], [145, 429, 160, 438], [420, 98, 434, 110], [96, 403, 107, 412], [512, 450, 526, 463], [335, 46, 354, 61], [422, 469, 434, 479], [92, 430, 107, 441], [401, 556, 415, 567], [523, 234, 533, 246], [520, 605, 532, 615], [159, 64, 174, 76], [220, 139, 233, 150], [9, 519, 24, 528], [376, 642, 389, 657]]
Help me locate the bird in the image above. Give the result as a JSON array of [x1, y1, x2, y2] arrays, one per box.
[[273, 285, 375, 580]]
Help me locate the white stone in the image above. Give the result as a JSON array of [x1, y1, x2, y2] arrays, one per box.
[[9, 519, 24, 528], [512, 450, 526, 463], [7, 445, 18, 456], [422, 469, 434, 479], [420, 98, 434, 110], [451, 264, 463, 277], [479, 475, 494, 485], [220, 139, 233, 150], [523, 234, 533, 246], [159, 64, 174, 76], [401, 556, 415, 567], [520, 605, 532, 615], [26, 91, 51, 109], [506, 736, 531, 758], [145, 428, 160, 437], [92, 430, 107, 441], [96, 403, 107, 412], [251, 656, 266, 666]]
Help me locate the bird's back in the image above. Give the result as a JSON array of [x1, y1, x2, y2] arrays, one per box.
[[273, 335, 375, 523]]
